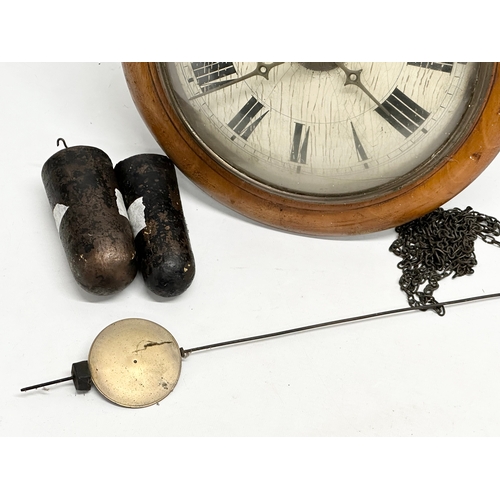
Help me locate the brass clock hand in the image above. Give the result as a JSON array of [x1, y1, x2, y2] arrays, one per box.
[[335, 62, 390, 115], [189, 62, 284, 100]]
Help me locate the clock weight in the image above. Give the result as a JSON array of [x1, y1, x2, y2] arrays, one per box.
[[41, 139, 137, 295], [114, 154, 196, 298], [42, 139, 195, 297]]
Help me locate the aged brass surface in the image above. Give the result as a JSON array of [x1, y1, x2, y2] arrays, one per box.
[[88, 318, 181, 408]]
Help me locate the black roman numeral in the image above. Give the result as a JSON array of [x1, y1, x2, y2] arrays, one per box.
[[290, 123, 310, 168], [407, 62, 454, 73], [190, 62, 236, 92], [228, 97, 269, 140], [375, 87, 430, 138], [350, 123, 369, 168]]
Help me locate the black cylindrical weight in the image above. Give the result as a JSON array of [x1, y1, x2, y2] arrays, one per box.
[[42, 145, 137, 295], [114, 154, 195, 297]]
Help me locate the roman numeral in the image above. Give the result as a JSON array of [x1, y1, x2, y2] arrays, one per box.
[[350, 123, 369, 168], [407, 62, 454, 73], [228, 96, 269, 140], [190, 62, 237, 92], [290, 122, 310, 169], [375, 87, 430, 138]]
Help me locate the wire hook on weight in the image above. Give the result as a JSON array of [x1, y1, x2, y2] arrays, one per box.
[[56, 138, 68, 149]]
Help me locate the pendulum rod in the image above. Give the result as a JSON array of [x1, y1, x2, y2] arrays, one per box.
[[21, 376, 73, 392], [180, 291, 500, 357]]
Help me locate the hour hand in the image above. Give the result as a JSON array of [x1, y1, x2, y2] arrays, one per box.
[[335, 62, 389, 115], [189, 62, 284, 100]]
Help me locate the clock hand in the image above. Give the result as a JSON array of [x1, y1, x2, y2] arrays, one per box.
[[189, 62, 284, 100], [335, 62, 390, 115]]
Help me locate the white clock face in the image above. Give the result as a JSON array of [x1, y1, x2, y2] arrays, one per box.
[[160, 62, 492, 200]]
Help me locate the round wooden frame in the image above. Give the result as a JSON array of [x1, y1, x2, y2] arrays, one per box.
[[123, 62, 500, 236]]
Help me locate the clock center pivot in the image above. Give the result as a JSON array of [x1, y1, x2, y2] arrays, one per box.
[[299, 62, 339, 71]]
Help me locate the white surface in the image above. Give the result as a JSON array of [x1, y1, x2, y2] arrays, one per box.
[[2, 62, 500, 439]]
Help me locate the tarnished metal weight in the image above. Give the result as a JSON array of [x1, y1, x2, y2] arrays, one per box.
[[42, 144, 137, 295], [114, 154, 195, 297]]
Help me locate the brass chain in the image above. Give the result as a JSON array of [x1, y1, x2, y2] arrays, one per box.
[[389, 207, 500, 315]]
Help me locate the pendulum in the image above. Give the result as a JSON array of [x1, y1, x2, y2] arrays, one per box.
[[20, 319, 180, 408], [88, 319, 182, 407], [20, 291, 500, 408]]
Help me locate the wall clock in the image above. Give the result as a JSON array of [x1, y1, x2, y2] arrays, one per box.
[[122, 62, 500, 235]]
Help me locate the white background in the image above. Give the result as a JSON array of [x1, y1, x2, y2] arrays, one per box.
[[1, 61, 500, 494]]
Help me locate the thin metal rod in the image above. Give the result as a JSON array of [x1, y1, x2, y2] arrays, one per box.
[[180, 292, 500, 357], [20, 376, 73, 392]]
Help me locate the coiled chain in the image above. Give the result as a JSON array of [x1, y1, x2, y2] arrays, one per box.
[[389, 206, 500, 315]]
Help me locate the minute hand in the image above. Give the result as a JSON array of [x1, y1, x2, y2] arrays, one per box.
[[335, 62, 390, 115], [189, 62, 284, 100]]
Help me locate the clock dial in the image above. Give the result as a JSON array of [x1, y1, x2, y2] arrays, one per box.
[[159, 62, 492, 200], [122, 62, 500, 235]]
